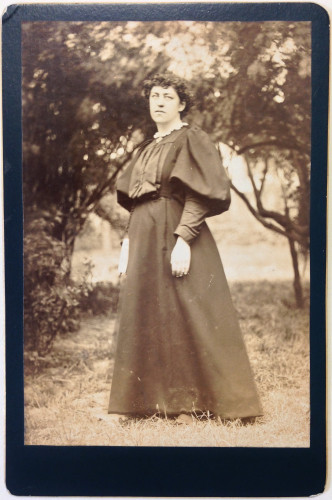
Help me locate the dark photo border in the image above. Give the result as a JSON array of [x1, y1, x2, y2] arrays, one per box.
[[3, 2, 328, 496]]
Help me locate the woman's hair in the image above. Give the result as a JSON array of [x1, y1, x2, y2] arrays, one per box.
[[143, 73, 194, 116]]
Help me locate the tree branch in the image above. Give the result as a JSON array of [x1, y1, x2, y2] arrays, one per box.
[[230, 183, 287, 238], [244, 155, 291, 228], [83, 151, 133, 211], [237, 140, 302, 156], [231, 183, 309, 244], [258, 156, 269, 196]]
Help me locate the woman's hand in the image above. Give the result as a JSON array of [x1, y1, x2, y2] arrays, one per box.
[[118, 237, 129, 276], [171, 236, 191, 278]]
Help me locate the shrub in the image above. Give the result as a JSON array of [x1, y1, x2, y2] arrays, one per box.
[[24, 216, 92, 355], [78, 281, 120, 316]]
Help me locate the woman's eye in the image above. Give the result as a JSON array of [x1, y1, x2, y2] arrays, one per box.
[[150, 93, 173, 100]]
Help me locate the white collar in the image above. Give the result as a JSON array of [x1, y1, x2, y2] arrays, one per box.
[[153, 122, 188, 142]]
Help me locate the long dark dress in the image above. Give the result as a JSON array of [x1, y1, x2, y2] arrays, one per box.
[[108, 125, 262, 419]]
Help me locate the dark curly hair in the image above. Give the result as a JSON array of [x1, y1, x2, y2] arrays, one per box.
[[143, 73, 194, 116]]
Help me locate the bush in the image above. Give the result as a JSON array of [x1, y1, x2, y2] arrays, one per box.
[[24, 216, 92, 355], [78, 281, 120, 316]]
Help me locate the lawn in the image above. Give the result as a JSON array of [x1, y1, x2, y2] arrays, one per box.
[[24, 280, 310, 447]]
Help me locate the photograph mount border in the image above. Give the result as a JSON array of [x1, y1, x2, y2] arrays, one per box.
[[3, 2, 328, 496]]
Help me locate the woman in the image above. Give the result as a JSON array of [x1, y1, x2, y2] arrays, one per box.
[[108, 73, 262, 422]]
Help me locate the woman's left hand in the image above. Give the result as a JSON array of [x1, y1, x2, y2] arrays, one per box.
[[171, 236, 191, 278]]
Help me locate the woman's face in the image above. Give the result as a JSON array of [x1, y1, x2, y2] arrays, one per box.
[[149, 86, 185, 126]]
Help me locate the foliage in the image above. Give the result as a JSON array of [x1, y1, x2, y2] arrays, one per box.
[[22, 20, 311, 307], [78, 281, 120, 316], [24, 216, 93, 355], [22, 21, 167, 255], [192, 22, 311, 152], [189, 21, 311, 306], [227, 148, 309, 307]]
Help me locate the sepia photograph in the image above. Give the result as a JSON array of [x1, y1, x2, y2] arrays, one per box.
[[3, 0, 330, 496], [21, 18, 312, 448]]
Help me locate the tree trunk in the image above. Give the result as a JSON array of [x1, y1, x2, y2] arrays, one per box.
[[288, 236, 304, 308], [57, 215, 87, 281], [63, 236, 76, 281]]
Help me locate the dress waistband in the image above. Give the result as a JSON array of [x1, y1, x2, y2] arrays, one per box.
[[132, 187, 173, 205]]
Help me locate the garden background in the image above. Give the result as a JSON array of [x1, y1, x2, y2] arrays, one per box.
[[22, 20, 311, 446]]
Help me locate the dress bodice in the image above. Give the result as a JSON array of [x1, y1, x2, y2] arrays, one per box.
[[117, 124, 231, 218], [128, 129, 185, 199]]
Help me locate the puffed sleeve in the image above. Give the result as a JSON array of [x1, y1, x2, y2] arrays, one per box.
[[169, 126, 231, 217]]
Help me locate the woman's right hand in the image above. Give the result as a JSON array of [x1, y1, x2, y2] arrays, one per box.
[[118, 238, 129, 275]]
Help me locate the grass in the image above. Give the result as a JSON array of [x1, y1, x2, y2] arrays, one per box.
[[24, 280, 310, 447]]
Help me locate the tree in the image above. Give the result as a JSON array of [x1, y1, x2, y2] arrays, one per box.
[[22, 21, 169, 266], [230, 148, 309, 307], [186, 21, 310, 306], [22, 21, 311, 306]]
